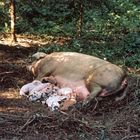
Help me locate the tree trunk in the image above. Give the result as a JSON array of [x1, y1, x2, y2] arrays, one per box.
[[76, 2, 83, 38], [10, 0, 17, 43]]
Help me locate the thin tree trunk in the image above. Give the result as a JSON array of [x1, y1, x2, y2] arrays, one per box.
[[76, 2, 83, 38], [10, 0, 17, 43]]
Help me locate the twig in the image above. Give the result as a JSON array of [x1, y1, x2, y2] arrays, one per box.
[[18, 115, 37, 132], [0, 71, 13, 75], [61, 115, 92, 130], [3, 130, 22, 136], [121, 135, 140, 140], [136, 77, 140, 88], [92, 97, 99, 111], [0, 113, 27, 120], [59, 110, 69, 115]]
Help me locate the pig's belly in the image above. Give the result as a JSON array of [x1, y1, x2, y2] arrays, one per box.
[[55, 76, 90, 101]]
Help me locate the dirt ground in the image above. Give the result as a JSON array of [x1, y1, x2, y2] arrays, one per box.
[[0, 42, 140, 140]]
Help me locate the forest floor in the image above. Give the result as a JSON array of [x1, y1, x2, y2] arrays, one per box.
[[0, 35, 140, 140]]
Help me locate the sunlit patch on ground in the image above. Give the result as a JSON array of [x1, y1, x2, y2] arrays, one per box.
[[0, 34, 71, 47], [0, 90, 21, 99], [0, 106, 29, 113]]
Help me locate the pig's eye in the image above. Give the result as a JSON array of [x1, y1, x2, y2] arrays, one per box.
[[58, 98, 67, 104]]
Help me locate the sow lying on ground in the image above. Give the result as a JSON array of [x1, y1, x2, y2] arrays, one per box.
[[28, 52, 127, 107]]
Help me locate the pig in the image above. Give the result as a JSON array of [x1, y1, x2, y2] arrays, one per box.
[[45, 87, 77, 111], [20, 80, 42, 96], [28, 52, 127, 107]]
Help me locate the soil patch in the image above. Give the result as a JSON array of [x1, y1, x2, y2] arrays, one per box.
[[0, 45, 140, 140]]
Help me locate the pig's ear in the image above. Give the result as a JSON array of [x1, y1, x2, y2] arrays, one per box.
[[31, 52, 47, 61], [26, 64, 36, 76]]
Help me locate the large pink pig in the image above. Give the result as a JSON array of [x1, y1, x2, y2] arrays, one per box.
[[28, 52, 127, 107]]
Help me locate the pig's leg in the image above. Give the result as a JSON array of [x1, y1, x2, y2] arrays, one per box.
[[99, 78, 128, 100], [82, 83, 102, 108]]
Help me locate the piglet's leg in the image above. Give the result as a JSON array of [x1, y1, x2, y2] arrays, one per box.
[[82, 83, 102, 108]]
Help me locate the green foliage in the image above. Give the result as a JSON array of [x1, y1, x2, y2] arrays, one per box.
[[121, 33, 140, 68], [39, 32, 140, 69], [14, 0, 76, 35], [0, 2, 10, 32], [0, 0, 139, 69], [84, 0, 140, 38]]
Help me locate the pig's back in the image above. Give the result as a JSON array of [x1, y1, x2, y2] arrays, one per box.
[[36, 52, 125, 84], [48, 52, 108, 79]]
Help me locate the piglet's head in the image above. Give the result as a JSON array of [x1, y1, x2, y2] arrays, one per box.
[[20, 80, 42, 96]]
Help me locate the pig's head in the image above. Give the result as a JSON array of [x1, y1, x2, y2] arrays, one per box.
[[27, 52, 47, 76], [28, 91, 43, 102]]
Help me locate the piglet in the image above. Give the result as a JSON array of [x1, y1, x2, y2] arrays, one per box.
[[20, 80, 42, 96]]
